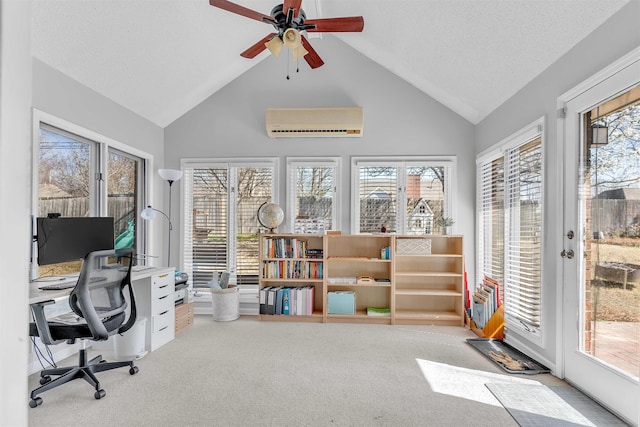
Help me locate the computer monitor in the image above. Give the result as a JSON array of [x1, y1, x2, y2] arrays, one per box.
[[36, 216, 115, 266]]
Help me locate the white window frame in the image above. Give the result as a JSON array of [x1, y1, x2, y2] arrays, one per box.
[[31, 110, 151, 276], [180, 157, 279, 285], [351, 156, 456, 234], [476, 116, 545, 345], [286, 157, 341, 232]]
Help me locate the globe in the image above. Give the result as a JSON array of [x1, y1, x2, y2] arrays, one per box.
[[257, 202, 284, 232]]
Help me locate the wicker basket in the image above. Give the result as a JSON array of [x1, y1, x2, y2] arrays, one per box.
[[396, 238, 431, 255]]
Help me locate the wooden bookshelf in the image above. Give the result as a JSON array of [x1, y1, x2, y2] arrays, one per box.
[[258, 233, 324, 322], [324, 234, 393, 324], [394, 235, 464, 326], [258, 233, 464, 326]]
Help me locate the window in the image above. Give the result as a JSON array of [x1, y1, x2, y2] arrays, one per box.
[[476, 118, 544, 338], [108, 149, 143, 253], [35, 121, 146, 276], [287, 158, 341, 232], [182, 159, 277, 288], [352, 158, 455, 234]]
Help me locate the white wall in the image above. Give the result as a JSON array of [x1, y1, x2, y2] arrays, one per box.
[[474, 0, 640, 370], [165, 36, 476, 278], [31, 58, 167, 266], [0, 1, 32, 424], [0, 36, 165, 417]]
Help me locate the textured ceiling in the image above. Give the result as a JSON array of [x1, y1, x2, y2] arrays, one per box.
[[31, 0, 630, 127]]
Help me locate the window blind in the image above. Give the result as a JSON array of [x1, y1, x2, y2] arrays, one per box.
[[353, 159, 453, 235], [183, 163, 274, 288], [183, 167, 229, 286], [477, 157, 505, 300], [234, 167, 273, 286], [477, 122, 543, 338], [288, 162, 337, 232], [504, 138, 543, 334], [358, 165, 399, 233]]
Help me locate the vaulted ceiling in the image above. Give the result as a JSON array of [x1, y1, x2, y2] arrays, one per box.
[[31, 0, 630, 127]]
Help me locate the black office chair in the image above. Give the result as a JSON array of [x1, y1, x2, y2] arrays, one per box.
[[29, 248, 139, 408]]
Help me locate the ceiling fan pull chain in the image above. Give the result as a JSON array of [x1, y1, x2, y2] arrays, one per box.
[[286, 54, 290, 80]]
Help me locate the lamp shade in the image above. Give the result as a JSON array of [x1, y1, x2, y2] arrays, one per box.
[[140, 206, 157, 220], [283, 28, 301, 50], [158, 169, 183, 182], [265, 36, 284, 57]]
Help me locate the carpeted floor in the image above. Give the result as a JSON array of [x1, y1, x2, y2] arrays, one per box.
[[28, 316, 575, 426]]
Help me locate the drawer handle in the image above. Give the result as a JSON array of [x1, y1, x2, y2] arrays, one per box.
[[159, 295, 168, 300], [159, 284, 169, 289], [159, 310, 169, 316], [159, 326, 168, 332]]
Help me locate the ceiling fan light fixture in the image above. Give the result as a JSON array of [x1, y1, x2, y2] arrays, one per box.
[[265, 36, 284, 57], [283, 28, 301, 49], [292, 44, 309, 60]]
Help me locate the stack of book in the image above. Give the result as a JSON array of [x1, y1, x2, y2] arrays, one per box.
[[263, 237, 310, 258], [366, 307, 390, 317], [259, 286, 315, 316], [262, 260, 323, 279], [472, 276, 501, 329]]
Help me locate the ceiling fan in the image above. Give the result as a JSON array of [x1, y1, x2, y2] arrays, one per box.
[[209, 0, 364, 69]]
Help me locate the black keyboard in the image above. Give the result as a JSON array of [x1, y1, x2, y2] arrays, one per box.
[[39, 276, 106, 290], [39, 282, 75, 291]]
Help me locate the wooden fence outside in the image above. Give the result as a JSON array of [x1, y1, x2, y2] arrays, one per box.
[[39, 196, 135, 235]]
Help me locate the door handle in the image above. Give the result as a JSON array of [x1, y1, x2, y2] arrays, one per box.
[[560, 249, 575, 259]]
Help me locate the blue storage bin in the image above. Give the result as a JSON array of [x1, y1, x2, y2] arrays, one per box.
[[328, 291, 355, 315]]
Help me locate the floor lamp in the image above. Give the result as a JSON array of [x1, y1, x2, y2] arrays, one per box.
[[141, 169, 183, 266]]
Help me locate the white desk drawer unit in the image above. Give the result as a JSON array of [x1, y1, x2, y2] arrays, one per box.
[[133, 269, 175, 352]]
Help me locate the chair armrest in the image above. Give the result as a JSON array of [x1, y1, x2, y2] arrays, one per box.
[[30, 300, 66, 346], [75, 295, 110, 341]]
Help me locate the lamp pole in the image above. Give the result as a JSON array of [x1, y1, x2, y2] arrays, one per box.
[[158, 169, 183, 267], [166, 179, 175, 266]]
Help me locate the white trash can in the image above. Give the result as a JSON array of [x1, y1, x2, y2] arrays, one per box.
[[211, 286, 239, 321], [114, 317, 148, 360]]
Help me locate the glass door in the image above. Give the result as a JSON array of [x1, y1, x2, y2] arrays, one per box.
[[562, 63, 639, 424]]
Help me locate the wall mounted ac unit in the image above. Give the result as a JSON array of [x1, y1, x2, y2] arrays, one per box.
[[266, 107, 363, 138]]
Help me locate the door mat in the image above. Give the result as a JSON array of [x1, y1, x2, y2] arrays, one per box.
[[466, 338, 550, 374], [486, 383, 628, 426]]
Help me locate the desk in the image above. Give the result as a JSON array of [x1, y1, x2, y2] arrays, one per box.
[[29, 267, 176, 353]]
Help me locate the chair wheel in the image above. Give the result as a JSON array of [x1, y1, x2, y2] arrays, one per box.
[[129, 366, 139, 375], [39, 375, 52, 385], [29, 397, 43, 408], [94, 389, 106, 399]]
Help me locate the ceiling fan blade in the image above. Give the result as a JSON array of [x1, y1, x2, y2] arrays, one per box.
[[241, 33, 277, 58], [210, 0, 274, 24], [283, 0, 303, 19], [306, 17, 364, 32], [300, 36, 324, 69]]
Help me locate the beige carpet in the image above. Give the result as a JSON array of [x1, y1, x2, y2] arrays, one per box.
[[28, 316, 569, 426]]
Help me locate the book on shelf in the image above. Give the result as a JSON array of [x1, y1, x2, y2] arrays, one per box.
[[275, 288, 284, 315], [266, 287, 280, 315], [282, 288, 291, 315], [380, 246, 391, 260], [259, 286, 271, 314], [263, 236, 321, 259], [366, 307, 390, 317], [262, 259, 323, 279]]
